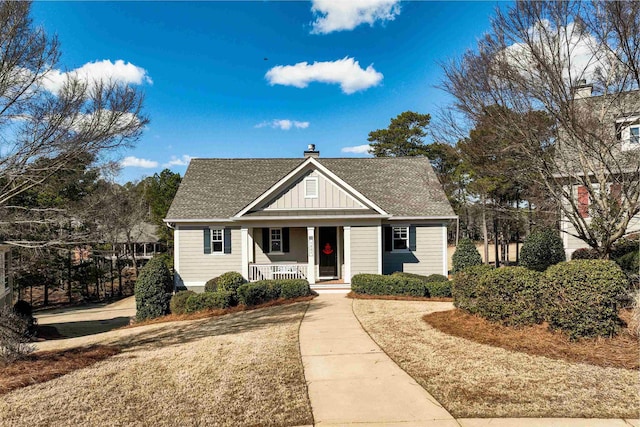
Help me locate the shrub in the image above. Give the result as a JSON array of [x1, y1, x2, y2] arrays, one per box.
[[542, 260, 628, 339], [392, 272, 449, 283], [425, 274, 449, 282], [616, 250, 639, 274], [611, 236, 639, 259], [1, 306, 34, 364], [571, 248, 599, 260], [278, 279, 311, 299], [217, 271, 246, 293], [520, 228, 565, 271], [425, 281, 452, 298], [451, 264, 492, 313], [135, 256, 173, 321], [169, 290, 196, 315], [451, 238, 483, 273], [184, 290, 235, 313], [204, 277, 219, 293], [476, 267, 543, 326], [13, 300, 36, 334], [352, 274, 427, 297], [237, 281, 280, 306]]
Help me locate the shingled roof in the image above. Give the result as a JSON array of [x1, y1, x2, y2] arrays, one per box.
[[165, 157, 455, 220]]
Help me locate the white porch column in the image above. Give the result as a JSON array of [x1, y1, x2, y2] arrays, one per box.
[[377, 224, 383, 274], [343, 226, 351, 282], [307, 226, 316, 285], [241, 226, 249, 280], [442, 224, 449, 276], [247, 227, 254, 263]]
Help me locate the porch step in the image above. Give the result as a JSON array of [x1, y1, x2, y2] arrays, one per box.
[[311, 283, 351, 293]]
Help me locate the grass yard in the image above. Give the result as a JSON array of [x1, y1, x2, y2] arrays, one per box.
[[0, 302, 314, 427], [352, 298, 640, 419]]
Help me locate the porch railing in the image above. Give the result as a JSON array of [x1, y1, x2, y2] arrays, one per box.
[[249, 263, 308, 281]]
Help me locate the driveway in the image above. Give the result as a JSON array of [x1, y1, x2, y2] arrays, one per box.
[[35, 296, 136, 341]]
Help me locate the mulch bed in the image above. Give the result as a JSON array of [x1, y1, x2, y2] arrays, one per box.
[[0, 345, 121, 395], [424, 308, 639, 370], [124, 295, 317, 329], [347, 291, 453, 303]]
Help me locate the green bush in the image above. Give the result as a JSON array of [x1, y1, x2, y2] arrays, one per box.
[[135, 256, 173, 321], [184, 290, 235, 313], [616, 250, 639, 274], [451, 264, 492, 313], [542, 260, 628, 339], [278, 279, 311, 299], [452, 238, 483, 273], [204, 277, 219, 293], [352, 274, 427, 297], [169, 291, 196, 315], [217, 271, 246, 293], [425, 281, 452, 298], [425, 274, 449, 282], [476, 267, 543, 326], [520, 228, 565, 271], [237, 281, 280, 306], [392, 272, 449, 283], [571, 248, 599, 260], [611, 237, 639, 259]]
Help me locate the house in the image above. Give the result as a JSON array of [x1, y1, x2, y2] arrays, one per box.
[[164, 146, 456, 291], [0, 244, 12, 308], [559, 85, 640, 257]]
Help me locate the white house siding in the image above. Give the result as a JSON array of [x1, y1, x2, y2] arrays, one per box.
[[175, 225, 242, 292], [383, 224, 445, 276], [253, 227, 308, 264], [562, 214, 640, 257], [350, 225, 379, 275], [262, 170, 365, 210]]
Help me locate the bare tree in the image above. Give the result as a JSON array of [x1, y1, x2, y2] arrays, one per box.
[[0, 1, 148, 228], [441, 0, 640, 257]]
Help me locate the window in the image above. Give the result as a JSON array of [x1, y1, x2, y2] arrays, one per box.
[[304, 177, 318, 198], [630, 125, 639, 144], [392, 226, 409, 250], [270, 228, 282, 253], [211, 228, 224, 253]]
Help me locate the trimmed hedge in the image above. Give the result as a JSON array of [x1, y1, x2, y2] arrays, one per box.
[[542, 260, 628, 339], [451, 264, 493, 314], [425, 281, 452, 298], [611, 237, 639, 259], [351, 274, 426, 297], [452, 238, 483, 273], [617, 250, 639, 274], [520, 228, 565, 271], [204, 277, 219, 293], [184, 290, 235, 313], [135, 256, 173, 321], [169, 290, 196, 315], [571, 248, 599, 260], [237, 279, 311, 306], [217, 271, 246, 293], [476, 267, 543, 326], [392, 272, 449, 283]]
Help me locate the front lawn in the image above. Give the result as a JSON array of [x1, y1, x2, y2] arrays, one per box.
[[0, 302, 314, 427], [353, 299, 639, 418]]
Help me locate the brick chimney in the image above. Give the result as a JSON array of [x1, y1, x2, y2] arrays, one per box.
[[304, 144, 319, 158]]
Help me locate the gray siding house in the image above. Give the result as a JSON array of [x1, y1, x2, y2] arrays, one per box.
[[165, 147, 456, 291]]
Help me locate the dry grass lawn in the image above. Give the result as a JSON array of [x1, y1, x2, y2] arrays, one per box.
[[0, 302, 314, 427], [353, 299, 640, 418]]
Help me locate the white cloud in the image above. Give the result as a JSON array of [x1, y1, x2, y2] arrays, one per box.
[[255, 119, 310, 130], [310, 0, 401, 34], [265, 57, 383, 94], [120, 156, 158, 168], [43, 59, 152, 93], [341, 144, 371, 154], [163, 155, 192, 167]]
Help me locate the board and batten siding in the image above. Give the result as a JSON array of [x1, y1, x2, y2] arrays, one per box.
[[350, 225, 379, 275], [175, 225, 242, 291], [382, 225, 445, 276], [262, 170, 365, 210]]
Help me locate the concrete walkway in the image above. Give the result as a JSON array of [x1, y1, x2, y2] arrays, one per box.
[[299, 292, 457, 426]]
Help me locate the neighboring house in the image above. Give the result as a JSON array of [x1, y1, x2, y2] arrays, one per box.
[[0, 244, 12, 308], [165, 146, 456, 291], [559, 86, 640, 257]]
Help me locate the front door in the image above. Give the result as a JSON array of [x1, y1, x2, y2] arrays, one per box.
[[318, 227, 338, 277]]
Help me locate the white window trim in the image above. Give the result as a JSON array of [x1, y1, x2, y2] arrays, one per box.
[[269, 227, 284, 254], [210, 227, 225, 255], [391, 226, 410, 252], [620, 121, 640, 150], [304, 176, 318, 199]]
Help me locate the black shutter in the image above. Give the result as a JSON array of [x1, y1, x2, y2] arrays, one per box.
[[262, 228, 270, 252], [282, 227, 290, 253], [203, 228, 211, 254], [384, 226, 392, 252], [409, 226, 417, 251], [224, 228, 232, 254]]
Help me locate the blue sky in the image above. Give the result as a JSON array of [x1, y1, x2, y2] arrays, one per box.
[[31, 1, 500, 183]]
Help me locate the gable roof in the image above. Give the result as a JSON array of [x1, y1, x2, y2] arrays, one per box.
[[165, 157, 455, 221]]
